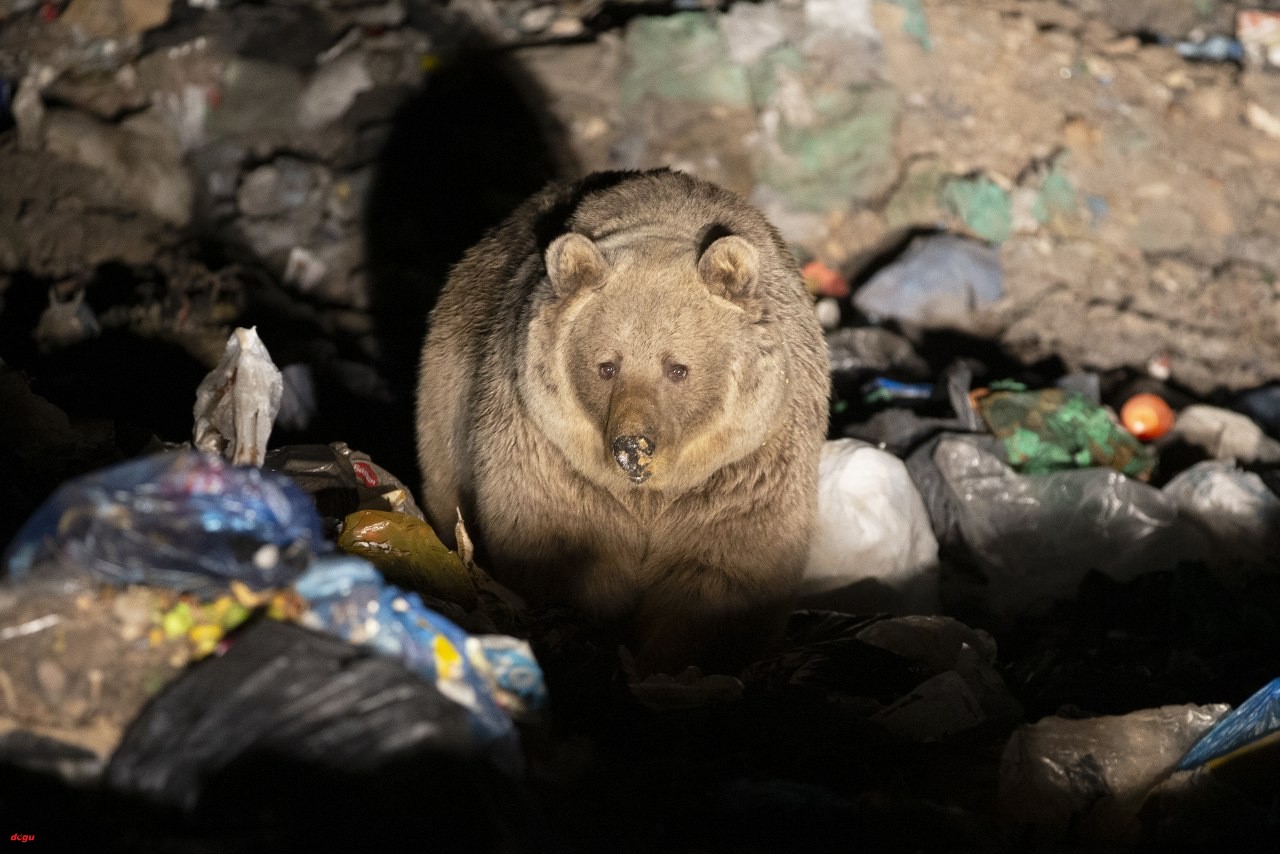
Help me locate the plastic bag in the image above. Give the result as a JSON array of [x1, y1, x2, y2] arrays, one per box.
[[1163, 460, 1280, 566], [295, 555, 541, 773], [825, 326, 929, 377], [264, 441, 425, 527], [3, 450, 326, 596], [337, 509, 477, 607], [801, 439, 940, 615], [853, 234, 1002, 328], [844, 361, 985, 455], [1177, 677, 1280, 771], [929, 436, 1207, 615], [106, 617, 535, 853], [860, 615, 1021, 738], [192, 326, 283, 467], [975, 386, 1155, 478], [1234, 384, 1280, 438], [1172, 404, 1280, 464], [999, 703, 1229, 844]]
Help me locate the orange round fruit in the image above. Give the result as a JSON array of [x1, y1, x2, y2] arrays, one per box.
[[1121, 393, 1175, 441]]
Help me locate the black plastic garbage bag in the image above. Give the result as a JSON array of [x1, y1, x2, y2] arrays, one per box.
[[105, 618, 537, 852]]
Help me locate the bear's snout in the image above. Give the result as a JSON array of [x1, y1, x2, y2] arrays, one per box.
[[611, 435, 655, 483]]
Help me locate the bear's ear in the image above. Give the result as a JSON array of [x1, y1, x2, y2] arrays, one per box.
[[697, 235, 759, 305], [545, 233, 608, 298]]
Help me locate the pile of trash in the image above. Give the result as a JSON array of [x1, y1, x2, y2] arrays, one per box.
[[2, 323, 1278, 850], [7, 0, 1280, 509], [0, 328, 546, 849], [4, 0, 1280, 850]]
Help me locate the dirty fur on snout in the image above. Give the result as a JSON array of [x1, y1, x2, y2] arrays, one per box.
[[416, 169, 830, 675]]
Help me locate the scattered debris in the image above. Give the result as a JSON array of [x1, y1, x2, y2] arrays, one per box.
[[4, 1, 1280, 850]]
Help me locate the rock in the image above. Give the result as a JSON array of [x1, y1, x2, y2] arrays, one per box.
[[942, 175, 1013, 243], [804, 0, 877, 41], [0, 141, 164, 274], [1131, 202, 1204, 256], [298, 52, 376, 131], [719, 1, 793, 66], [234, 157, 333, 270], [621, 13, 752, 109], [60, 0, 174, 39], [1173, 404, 1280, 464], [44, 65, 148, 120], [12, 64, 55, 152], [753, 82, 899, 210], [1081, 0, 1233, 42], [205, 58, 305, 142], [35, 660, 67, 709], [34, 289, 100, 352], [884, 157, 949, 229], [43, 109, 192, 226], [237, 158, 331, 220]]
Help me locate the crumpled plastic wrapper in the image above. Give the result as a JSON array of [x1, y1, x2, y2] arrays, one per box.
[[193, 326, 282, 467], [999, 703, 1230, 845], [264, 442, 426, 528]]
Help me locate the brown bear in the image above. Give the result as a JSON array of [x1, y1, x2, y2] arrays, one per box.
[[416, 169, 830, 675]]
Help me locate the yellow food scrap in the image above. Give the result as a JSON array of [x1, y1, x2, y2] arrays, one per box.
[[267, 589, 306, 622], [230, 580, 272, 609], [162, 601, 195, 639], [432, 634, 463, 681], [338, 510, 477, 607], [211, 595, 252, 630], [188, 623, 224, 658]]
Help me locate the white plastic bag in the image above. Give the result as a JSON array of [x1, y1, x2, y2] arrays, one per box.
[[1172, 404, 1280, 464], [192, 326, 283, 467], [1164, 460, 1280, 566], [801, 439, 940, 615]]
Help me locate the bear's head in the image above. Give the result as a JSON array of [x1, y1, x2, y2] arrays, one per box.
[[519, 226, 792, 498]]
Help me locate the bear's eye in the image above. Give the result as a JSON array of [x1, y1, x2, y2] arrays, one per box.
[[598, 362, 617, 380], [666, 364, 689, 383]]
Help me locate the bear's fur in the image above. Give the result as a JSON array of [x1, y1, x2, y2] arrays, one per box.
[[416, 169, 829, 674]]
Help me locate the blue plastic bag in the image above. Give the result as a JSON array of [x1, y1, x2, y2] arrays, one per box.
[[3, 450, 327, 595], [1176, 677, 1280, 770], [295, 556, 541, 775], [853, 234, 1002, 328]]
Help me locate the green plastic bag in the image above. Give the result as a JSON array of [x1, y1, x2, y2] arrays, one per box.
[[976, 387, 1155, 478]]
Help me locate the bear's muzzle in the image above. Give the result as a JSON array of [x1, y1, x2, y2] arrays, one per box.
[[611, 435, 654, 483]]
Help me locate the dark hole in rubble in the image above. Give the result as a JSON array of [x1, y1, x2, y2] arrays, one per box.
[[366, 46, 570, 337], [0, 32, 568, 541]]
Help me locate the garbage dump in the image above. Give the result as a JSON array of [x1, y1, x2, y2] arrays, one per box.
[[3, 1, 1280, 851]]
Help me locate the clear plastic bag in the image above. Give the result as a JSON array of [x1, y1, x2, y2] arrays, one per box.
[[931, 436, 1209, 614], [1000, 703, 1229, 844]]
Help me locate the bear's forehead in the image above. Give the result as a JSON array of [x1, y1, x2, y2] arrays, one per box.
[[576, 281, 736, 345], [598, 232, 696, 266]]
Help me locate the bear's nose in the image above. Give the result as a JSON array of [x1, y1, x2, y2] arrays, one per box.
[[611, 435, 655, 483]]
